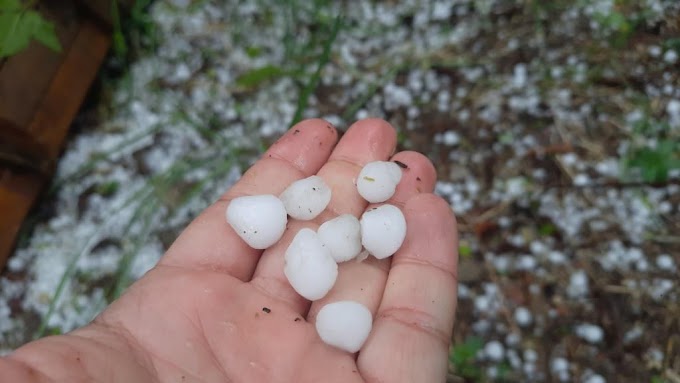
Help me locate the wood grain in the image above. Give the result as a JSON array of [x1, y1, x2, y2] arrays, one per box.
[[0, 16, 111, 268]]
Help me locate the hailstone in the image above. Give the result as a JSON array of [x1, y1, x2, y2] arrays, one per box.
[[360, 204, 407, 259], [315, 300, 373, 353], [356, 161, 402, 203], [284, 228, 338, 300], [225, 195, 287, 249], [317, 214, 362, 263], [279, 175, 332, 220]]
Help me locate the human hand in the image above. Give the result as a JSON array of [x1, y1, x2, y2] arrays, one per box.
[[2, 119, 459, 382]]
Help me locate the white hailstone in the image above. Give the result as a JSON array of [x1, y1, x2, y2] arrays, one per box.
[[284, 229, 338, 301], [656, 254, 676, 271], [514, 306, 533, 327], [516, 255, 537, 271], [279, 176, 331, 220], [360, 204, 407, 259], [623, 325, 643, 344], [315, 301, 373, 353], [551, 357, 570, 382], [225, 195, 287, 249], [567, 270, 589, 298], [317, 214, 362, 263], [505, 332, 521, 347], [547, 251, 567, 264], [507, 350, 522, 369], [575, 323, 604, 343], [583, 372, 606, 383], [664, 49, 678, 64], [356, 161, 402, 203], [573, 174, 590, 186], [524, 349, 538, 362], [648, 45, 662, 57], [486, 366, 498, 380], [472, 319, 491, 333], [484, 340, 505, 361], [442, 131, 460, 146]]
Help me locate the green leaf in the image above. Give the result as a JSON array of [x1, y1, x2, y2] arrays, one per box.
[[245, 45, 262, 58], [96, 181, 120, 197], [0, 8, 62, 58], [497, 361, 511, 379], [0, 0, 21, 10], [663, 37, 680, 52], [30, 12, 61, 52], [0, 12, 31, 57], [112, 30, 127, 57], [235, 65, 287, 88], [450, 336, 483, 365], [450, 336, 484, 379], [626, 139, 680, 183], [539, 223, 557, 236], [459, 245, 472, 258]]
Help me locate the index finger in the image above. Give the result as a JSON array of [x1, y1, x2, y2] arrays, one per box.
[[159, 119, 338, 281]]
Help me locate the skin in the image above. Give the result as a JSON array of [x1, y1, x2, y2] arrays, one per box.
[[0, 118, 459, 383]]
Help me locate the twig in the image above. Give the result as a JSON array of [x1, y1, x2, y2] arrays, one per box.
[[470, 200, 512, 224], [666, 369, 680, 383]]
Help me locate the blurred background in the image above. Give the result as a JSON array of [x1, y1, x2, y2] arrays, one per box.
[[1, 0, 679, 382]]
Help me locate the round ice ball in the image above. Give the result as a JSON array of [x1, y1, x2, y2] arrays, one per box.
[[279, 175, 332, 220], [315, 300, 373, 353], [317, 214, 362, 263], [356, 161, 402, 203], [225, 194, 287, 249], [284, 228, 338, 301], [360, 204, 407, 259]]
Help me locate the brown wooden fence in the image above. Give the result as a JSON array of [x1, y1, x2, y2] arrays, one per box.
[[0, 0, 132, 268]]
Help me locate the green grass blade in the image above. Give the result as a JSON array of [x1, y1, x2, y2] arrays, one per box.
[[290, 15, 343, 127]]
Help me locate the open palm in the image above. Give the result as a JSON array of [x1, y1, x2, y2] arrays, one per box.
[[3, 119, 459, 383]]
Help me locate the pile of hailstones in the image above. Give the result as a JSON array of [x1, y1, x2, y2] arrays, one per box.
[[226, 161, 405, 353]]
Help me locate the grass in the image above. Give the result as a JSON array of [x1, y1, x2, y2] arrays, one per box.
[[33, 213, 122, 339], [49, 124, 163, 192], [36, 139, 241, 338], [111, 0, 157, 60], [290, 14, 343, 126], [622, 113, 680, 184], [450, 336, 484, 381]]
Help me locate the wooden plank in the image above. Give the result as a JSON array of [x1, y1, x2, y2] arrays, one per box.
[[28, 19, 111, 159], [0, 169, 45, 268], [0, 118, 52, 174], [0, 19, 111, 267]]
